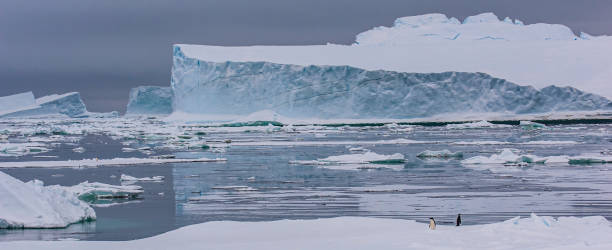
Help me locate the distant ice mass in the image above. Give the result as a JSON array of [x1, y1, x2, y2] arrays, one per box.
[[175, 12, 612, 102], [0, 92, 118, 118], [0, 92, 87, 118], [172, 47, 610, 118], [126, 86, 173, 115]]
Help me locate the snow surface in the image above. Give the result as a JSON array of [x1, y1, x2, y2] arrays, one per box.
[[2, 214, 612, 249], [175, 12, 612, 100], [0, 157, 226, 168], [126, 86, 173, 115], [0, 171, 95, 229]]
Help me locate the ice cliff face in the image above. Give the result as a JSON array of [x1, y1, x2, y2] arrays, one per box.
[[0, 92, 88, 118], [171, 47, 610, 119], [126, 86, 173, 115]]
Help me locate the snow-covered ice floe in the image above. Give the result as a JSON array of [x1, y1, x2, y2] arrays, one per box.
[[0, 142, 49, 157], [0, 171, 96, 229], [290, 152, 405, 170], [120, 174, 165, 182], [445, 120, 511, 129], [2, 214, 612, 249], [417, 149, 463, 158], [0, 157, 226, 168], [55, 181, 144, 203], [462, 149, 612, 167]]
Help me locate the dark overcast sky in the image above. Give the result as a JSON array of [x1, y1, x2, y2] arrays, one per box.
[[1, 0, 611, 112]]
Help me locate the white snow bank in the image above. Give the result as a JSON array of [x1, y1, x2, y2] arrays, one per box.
[[462, 149, 612, 166], [120, 174, 165, 182], [0, 157, 226, 168], [2, 214, 612, 249], [0, 171, 95, 229]]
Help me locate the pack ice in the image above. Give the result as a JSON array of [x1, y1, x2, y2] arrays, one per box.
[[170, 12, 611, 118], [0, 92, 88, 118], [126, 86, 173, 115]]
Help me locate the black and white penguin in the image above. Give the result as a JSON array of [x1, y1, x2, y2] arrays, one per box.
[[429, 217, 436, 230], [456, 214, 462, 226]]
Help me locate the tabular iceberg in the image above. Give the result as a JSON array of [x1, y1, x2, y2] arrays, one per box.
[[126, 86, 173, 115], [171, 47, 610, 119], [0, 92, 88, 118], [174, 12, 612, 103]]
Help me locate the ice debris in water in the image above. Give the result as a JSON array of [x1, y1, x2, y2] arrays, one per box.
[[462, 149, 612, 166], [290, 152, 406, 169], [0, 171, 96, 229], [53, 181, 144, 203], [120, 174, 165, 182], [417, 149, 463, 158], [445, 120, 511, 129], [520, 121, 547, 130]]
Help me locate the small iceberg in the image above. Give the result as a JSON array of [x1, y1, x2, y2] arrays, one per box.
[[520, 120, 547, 130], [0, 171, 96, 229], [55, 181, 144, 203], [417, 149, 463, 158], [446, 120, 510, 129]]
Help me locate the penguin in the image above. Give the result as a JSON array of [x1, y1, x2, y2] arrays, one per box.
[[429, 217, 436, 230], [456, 214, 462, 226]]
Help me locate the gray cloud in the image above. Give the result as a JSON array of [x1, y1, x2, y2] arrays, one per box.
[[1, 0, 610, 112]]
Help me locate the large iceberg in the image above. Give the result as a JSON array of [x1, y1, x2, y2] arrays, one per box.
[[0, 171, 96, 229], [172, 47, 610, 118], [126, 86, 173, 115], [174, 12, 612, 103], [0, 92, 88, 118]]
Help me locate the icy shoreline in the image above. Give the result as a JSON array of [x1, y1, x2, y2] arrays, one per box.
[[1, 214, 611, 249]]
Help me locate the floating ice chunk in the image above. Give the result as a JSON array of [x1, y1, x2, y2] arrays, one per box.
[[0, 142, 49, 157], [461, 149, 536, 165], [0, 157, 227, 168], [72, 147, 86, 153], [53, 181, 143, 203], [417, 149, 463, 158], [520, 121, 547, 130], [445, 120, 511, 129], [462, 150, 612, 167], [120, 174, 165, 182], [290, 152, 405, 170], [0, 171, 95, 229]]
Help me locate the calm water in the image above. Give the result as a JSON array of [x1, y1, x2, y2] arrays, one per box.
[[1, 122, 611, 241]]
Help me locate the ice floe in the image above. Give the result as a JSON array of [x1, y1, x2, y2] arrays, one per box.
[[0, 157, 227, 168], [462, 149, 612, 167], [290, 152, 405, 170], [120, 174, 165, 182], [0, 171, 96, 229], [417, 149, 463, 158]]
